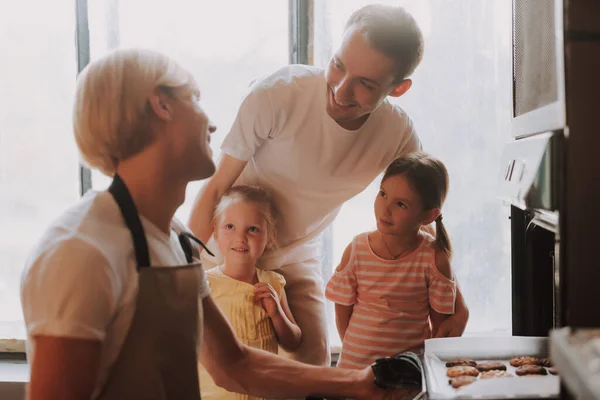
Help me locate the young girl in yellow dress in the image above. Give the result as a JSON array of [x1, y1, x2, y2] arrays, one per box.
[[199, 185, 302, 400]]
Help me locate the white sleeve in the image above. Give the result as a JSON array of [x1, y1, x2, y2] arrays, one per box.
[[395, 115, 422, 157], [220, 85, 274, 161], [21, 238, 120, 341], [169, 217, 212, 299], [197, 263, 211, 299]]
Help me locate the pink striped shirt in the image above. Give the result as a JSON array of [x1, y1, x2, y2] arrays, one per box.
[[325, 232, 456, 369]]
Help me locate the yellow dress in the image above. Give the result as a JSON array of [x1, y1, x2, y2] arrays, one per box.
[[199, 266, 286, 400]]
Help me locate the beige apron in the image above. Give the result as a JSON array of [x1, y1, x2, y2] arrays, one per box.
[[96, 174, 210, 400]]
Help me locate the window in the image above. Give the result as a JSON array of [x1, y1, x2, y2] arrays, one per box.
[[1, 0, 288, 344], [87, 0, 289, 231], [313, 0, 513, 347], [0, 1, 79, 343], [2, 1, 512, 353]]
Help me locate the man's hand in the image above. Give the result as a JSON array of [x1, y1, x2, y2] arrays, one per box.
[[354, 367, 422, 400]]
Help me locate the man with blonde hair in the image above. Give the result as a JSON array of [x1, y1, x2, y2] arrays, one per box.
[[190, 4, 469, 368]]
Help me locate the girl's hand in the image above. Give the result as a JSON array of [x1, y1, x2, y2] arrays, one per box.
[[434, 310, 468, 337], [253, 282, 282, 318], [434, 287, 469, 338]]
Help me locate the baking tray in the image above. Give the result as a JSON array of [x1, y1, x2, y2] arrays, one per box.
[[423, 336, 559, 399]]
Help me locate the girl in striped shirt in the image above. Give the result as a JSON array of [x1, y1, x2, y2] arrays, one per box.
[[326, 152, 458, 369]]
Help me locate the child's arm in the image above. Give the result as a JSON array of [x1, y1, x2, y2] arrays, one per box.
[[429, 248, 464, 338], [430, 309, 447, 337], [329, 243, 355, 341], [254, 283, 302, 352], [432, 286, 469, 337], [335, 303, 353, 341]]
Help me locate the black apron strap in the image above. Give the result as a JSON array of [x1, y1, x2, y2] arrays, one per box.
[[109, 174, 151, 268], [178, 231, 215, 263]]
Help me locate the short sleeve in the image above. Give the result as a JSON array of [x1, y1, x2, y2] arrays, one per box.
[[264, 271, 286, 298], [427, 262, 457, 315], [325, 241, 358, 306], [169, 217, 212, 299], [220, 85, 274, 161], [394, 115, 422, 158], [197, 264, 211, 299], [21, 239, 120, 341]]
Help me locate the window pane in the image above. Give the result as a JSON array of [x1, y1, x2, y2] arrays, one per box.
[[314, 0, 512, 347], [87, 0, 290, 226], [0, 2, 79, 340]]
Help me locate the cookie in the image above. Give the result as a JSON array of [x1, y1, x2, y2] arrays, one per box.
[[480, 370, 513, 379], [538, 358, 554, 367], [509, 356, 539, 367], [449, 376, 477, 388], [515, 365, 548, 376], [548, 366, 559, 375], [445, 358, 477, 367], [446, 366, 480, 377], [476, 361, 507, 372]]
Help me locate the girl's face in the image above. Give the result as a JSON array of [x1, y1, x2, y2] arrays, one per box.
[[215, 201, 270, 265], [374, 173, 437, 236]]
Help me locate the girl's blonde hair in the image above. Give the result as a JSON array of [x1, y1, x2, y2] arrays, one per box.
[[73, 48, 198, 176], [213, 185, 280, 249], [383, 152, 452, 259]]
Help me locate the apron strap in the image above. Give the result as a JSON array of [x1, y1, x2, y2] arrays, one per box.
[[109, 174, 151, 268], [178, 231, 215, 263]]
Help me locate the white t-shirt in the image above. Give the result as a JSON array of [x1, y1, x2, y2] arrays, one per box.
[[220, 64, 420, 268], [20, 190, 210, 396]]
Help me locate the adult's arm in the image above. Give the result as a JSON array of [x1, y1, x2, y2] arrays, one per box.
[[200, 295, 414, 399], [28, 337, 101, 400], [188, 154, 247, 242]]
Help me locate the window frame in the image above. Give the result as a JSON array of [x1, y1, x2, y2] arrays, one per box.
[[77, 0, 93, 196], [0, 0, 93, 358]]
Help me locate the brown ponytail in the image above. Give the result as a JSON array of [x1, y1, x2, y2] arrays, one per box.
[[383, 152, 452, 259], [435, 216, 452, 260]]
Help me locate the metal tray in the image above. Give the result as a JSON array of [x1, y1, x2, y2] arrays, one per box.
[[423, 336, 559, 399]]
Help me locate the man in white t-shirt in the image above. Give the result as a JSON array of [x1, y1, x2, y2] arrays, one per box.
[[189, 4, 469, 367]]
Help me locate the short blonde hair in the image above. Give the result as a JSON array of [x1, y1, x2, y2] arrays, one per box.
[[213, 185, 280, 249], [73, 48, 198, 176]]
